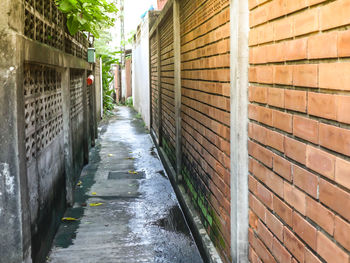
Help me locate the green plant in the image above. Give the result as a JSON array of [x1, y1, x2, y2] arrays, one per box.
[[93, 27, 121, 115], [125, 97, 133, 107], [127, 30, 135, 45], [56, 0, 118, 37], [100, 53, 119, 113], [120, 30, 135, 47]]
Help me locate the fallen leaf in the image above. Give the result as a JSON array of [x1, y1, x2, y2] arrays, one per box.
[[108, 154, 113, 157], [77, 181, 82, 186], [128, 170, 138, 174], [62, 217, 78, 221], [90, 202, 104, 207], [126, 157, 135, 160], [91, 192, 97, 195]]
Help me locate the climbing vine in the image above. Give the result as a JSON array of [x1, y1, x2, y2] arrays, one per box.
[[55, 0, 118, 37]]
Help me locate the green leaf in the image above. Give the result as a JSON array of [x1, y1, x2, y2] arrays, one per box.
[[57, 0, 118, 37], [68, 0, 78, 6], [76, 13, 88, 25], [59, 0, 74, 12], [67, 15, 80, 35]]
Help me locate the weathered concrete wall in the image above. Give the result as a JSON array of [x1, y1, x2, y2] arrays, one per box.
[[132, 13, 152, 129], [95, 59, 102, 120], [70, 69, 88, 182], [23, 64, 66, 263], [0, 0, 99, 262], [230, 0, 249, 262], [0, 0, 32, 262]]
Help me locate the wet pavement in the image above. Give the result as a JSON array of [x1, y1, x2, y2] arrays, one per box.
[[47, 106, 203, 263]]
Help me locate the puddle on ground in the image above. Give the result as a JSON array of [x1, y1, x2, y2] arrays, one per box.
[[157, 170, 168, 179], [150, 146, 158, 158], [151, 206, 191, 237], [157, 170, 169, 180]]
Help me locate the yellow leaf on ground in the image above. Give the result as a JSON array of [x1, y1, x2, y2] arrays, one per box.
[[108, 154, 113, 157], [91, 192, 97, 195], [62, 217, 78, 221], [90, 202, 104, 207], [126, 157, 135, 160], [128, 171, 138, 174], [77, 181, 82, 186]]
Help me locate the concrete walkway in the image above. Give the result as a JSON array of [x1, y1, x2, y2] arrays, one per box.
[[48, 106, 203, 263]]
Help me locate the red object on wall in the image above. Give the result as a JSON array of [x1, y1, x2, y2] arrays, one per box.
[[87, 75, 94, 86]]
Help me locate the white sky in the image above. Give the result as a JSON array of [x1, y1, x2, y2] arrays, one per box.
[[124, 0, 157, 35], [110, 0, 157, 49]]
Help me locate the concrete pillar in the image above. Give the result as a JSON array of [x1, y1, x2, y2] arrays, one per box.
[[156, 27, 162, 144], [92, 63, 99, 139], [173, 0, 182, 182], [0, 0, 32, 262], [91, 78, 97, 143], [230, 0, 250, 262], [99, 58, 103, 119], [88, 77, 96, 147], [62, 68, 74, 206], [82, 70, 89, 164]]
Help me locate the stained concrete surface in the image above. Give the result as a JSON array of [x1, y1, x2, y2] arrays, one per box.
[[47, 106, 203, 263]]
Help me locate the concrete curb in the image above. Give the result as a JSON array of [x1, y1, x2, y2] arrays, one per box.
[[150, 131, 223, 263]]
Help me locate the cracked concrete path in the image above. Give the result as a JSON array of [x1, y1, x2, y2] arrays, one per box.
[[47, 106, 203, 263]]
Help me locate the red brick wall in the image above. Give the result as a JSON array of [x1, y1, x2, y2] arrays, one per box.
[[160, 10, 176, 168], [115, 65, 121, 103], [150, 33, 159, 138], [180, 0, 231, 261], [248, 0, 350, 262], [125, 58, 132, 98]]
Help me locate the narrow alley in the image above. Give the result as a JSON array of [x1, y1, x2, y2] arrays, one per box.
[[3, 0, 350, 262], [47, 106, 203, 263]]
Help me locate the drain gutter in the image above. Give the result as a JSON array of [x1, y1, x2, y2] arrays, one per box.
[[150, 131, 223, 263]]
